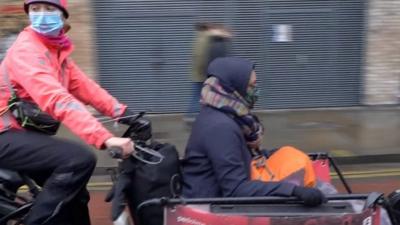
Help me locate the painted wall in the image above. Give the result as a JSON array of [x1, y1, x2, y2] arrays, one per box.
[[363, 0, 400, 105]]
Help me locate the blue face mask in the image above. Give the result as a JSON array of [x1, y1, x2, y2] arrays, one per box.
[[29, 11, 64, 37]]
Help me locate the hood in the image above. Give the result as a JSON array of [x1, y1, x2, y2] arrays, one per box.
[[207, 57, 254, 97]]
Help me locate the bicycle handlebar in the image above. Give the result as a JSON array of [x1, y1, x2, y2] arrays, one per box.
[[108, 146, 124, 159], [108, 144, 164, 164]]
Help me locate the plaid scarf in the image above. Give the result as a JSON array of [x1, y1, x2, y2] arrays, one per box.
[[201, 77, 264, 149]]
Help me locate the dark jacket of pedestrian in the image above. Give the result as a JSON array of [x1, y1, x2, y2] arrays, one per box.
[[191, 28, 231, 82]]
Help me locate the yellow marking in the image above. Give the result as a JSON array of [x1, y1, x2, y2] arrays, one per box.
[[330, 150, 355, 157], [331, 170, 400, 179]]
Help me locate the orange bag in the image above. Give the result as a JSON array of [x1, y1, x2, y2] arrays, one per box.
[[250, 146, 316, 187]]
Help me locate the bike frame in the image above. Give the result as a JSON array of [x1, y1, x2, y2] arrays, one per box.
[[0, 173, 39, 224], [138, 193, 398, 225]]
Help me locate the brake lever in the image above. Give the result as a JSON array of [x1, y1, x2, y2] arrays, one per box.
[[99, 112, 145, 124]]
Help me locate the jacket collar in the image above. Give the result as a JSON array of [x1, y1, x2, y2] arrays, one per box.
[[25, 27, 74, 63]]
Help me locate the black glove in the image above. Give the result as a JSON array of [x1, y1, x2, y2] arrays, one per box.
[[293, 186, 326, 207], [118, 108, 136, 125], [118, 109, 152, 141]]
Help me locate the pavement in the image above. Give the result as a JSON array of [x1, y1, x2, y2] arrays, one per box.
[[82, 105, 400, 187], [87, 105, 400, 169], [150, 106, 400, 159]]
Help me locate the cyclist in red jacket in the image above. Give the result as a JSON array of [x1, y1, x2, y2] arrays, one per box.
[[0, 1, 135, 224]]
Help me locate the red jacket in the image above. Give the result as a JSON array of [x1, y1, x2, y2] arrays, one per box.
[[0, 27, 126, 149]]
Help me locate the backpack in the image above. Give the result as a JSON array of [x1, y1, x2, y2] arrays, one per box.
[[250, 146, 316, 187], [107, 142, 182, 225]]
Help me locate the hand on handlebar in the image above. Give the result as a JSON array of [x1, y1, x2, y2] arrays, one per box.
[[105, 137, 135, 159]]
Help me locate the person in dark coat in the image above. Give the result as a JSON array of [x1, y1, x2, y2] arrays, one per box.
[[182, 57, 325, 206]]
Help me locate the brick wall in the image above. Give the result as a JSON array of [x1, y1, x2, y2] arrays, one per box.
[[0, 0, 97, 80], [363, 0, 400, 105], [67, 0, 97, 80], [0, 2, 27, 41]]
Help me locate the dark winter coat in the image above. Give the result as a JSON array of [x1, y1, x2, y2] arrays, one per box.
[[182, 57, 296, 198]]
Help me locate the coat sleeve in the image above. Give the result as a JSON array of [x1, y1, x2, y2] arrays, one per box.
[[204, 122, 296, 197], [8, 49, 113, 149], [66, 59, 127, 118]]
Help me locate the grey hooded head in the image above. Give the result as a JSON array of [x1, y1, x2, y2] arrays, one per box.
[[207, 57, 254, 97]]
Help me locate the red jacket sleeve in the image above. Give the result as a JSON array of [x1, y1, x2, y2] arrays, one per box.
[[8, 50, 113, 149], [66, 59, 127, 118]]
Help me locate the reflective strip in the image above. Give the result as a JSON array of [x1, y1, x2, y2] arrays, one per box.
[[44, 51, 51, 61], [0, 63, 13, 130], [113, 103, 124, 117], [34, 51, 51, 68], [41, 200, 65, 225], [55, 101, 85, 111]]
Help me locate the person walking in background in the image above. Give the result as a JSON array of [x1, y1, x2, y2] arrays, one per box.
[[185, 22, 232, 123]]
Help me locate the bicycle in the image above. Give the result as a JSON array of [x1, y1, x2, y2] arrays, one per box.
[[0, 113, 150, 225]]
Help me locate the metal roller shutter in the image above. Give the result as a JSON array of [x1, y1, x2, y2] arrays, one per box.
[[260, 0, 365, 109], [93, 0, 365, 113]]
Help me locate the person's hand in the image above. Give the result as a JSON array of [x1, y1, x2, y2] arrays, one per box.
[[293, 186, 326, 207], [104, 137, 135, 159]]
